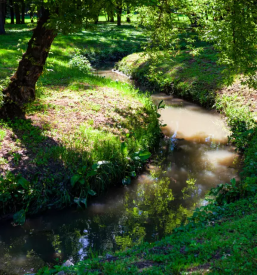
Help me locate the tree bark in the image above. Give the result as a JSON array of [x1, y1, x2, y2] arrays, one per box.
[[21, 0, 25, 24], [10, 0, 14, 24], [94, 14, 98, 24], [0, 8, 57, 118], [117, 6, 122, 26], [0, 1, 6, 34], [30, 10, 34, 23], [126, 6, 130, 23], [14, 2, 20, 24]]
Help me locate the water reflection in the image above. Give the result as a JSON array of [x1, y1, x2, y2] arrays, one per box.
[[0, 94, 240, 274]]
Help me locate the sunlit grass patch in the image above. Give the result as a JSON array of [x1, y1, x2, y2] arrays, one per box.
[[0, 129, 6, 142]]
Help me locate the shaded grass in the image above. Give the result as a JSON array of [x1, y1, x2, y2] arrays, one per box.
[[116, 48, 227, 107], [0, 22, 145, 79]]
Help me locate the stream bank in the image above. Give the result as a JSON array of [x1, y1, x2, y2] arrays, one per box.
[[36, 54, 257, 274], [0, 67, 241, 275]]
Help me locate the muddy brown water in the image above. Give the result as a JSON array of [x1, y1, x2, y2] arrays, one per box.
[[0, 70, 240, 274]]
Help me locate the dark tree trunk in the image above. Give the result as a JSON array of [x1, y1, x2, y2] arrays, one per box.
[[21, 0, 25, 24], [117, 7, 122, 26], [110, 15, 114, 22], [126, 6, 130, 23], [37, 6, 41, 21], [0, 1, 6, 34], [94, 15, 98, 24], [14, 2, 20, 24], [10, 0, 14, 24], [30, 10, 34, 23], [0, 8, 57, 118]]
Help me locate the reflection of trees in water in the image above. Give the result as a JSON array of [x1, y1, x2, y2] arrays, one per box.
[[115, 174, 199, 250], [0, 242, 45, 275], [0, 136, 238, 271]]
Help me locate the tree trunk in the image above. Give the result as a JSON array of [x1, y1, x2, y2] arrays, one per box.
[[30, 10, 34, 23], [0, 8, 57, 118], [110, 15, 114, 22], [10, 0, 14, 24], [0, 1, 6, 34], [117, 7, 122, 26], [94, 14, 98, 24], [126, 6, 130, 23], [37, 6, 42, 21], [21, 0, 25, 24], [14, 2, 20, 24]]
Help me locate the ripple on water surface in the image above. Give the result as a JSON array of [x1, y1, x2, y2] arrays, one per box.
[[0, 93, 240, 274]]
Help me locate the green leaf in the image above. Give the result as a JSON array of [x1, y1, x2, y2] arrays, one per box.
[[158, 100, 165, 109], [79, 178, 85, 185], [71, 174, 81, 187], [121, 142, 128, 154], [92, 163, 99, 170], [230, 178, 236, 186], [74, 197, 81, 207], [80, 198, 87, 206], [138, 151, 151, 161], [131, 171, 136, 177], [86, 170, 97, 178], [17, 177, 30, 190], [81, 165, 87, 173], [13, 209, 26, 225], [88, 189, 96, 196]]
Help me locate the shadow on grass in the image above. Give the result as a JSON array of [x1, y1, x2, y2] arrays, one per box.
[[120, 47, 228, 107], [0, 118, 74, 215], [0, 112, 129, 217]]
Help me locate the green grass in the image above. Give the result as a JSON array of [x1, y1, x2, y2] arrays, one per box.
[[0, 21, 145, 77], [0, 23, 160, 219], [116, 48, 227, 107]]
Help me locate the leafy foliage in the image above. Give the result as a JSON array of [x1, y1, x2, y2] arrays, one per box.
[[137, 0, 257, 88], [68, 48, 92, 73]]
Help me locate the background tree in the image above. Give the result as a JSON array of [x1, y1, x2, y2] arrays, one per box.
[[116, 0, 123, 26], [0, 0, 6, 34], [138, 0, 257, 88], [0, 0, 102, 118], [21, 0, 25, 24], [14, 0, 20, 24], [9, 0, 15, 24]]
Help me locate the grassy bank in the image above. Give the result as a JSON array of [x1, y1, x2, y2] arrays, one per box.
[[0, 23, 160, 221], [37, 50, 257, 274]]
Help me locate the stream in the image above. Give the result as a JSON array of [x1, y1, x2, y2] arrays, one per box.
[[0, 68, 240, 274]]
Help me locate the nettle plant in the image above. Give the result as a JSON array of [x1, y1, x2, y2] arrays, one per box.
[[69, 48, 92, 73]]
